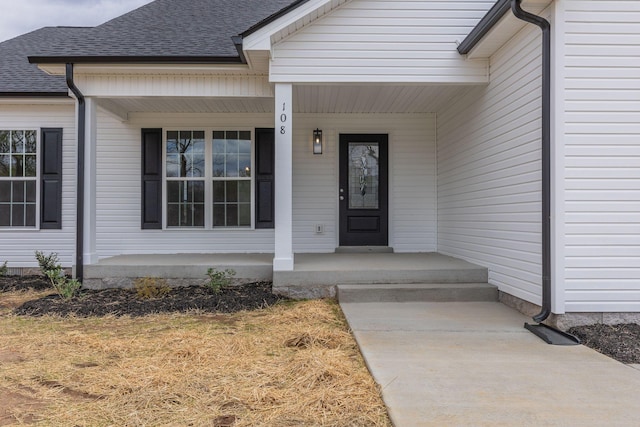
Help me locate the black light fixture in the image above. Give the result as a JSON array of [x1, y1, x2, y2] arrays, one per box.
[[313, 128, 323, 155]]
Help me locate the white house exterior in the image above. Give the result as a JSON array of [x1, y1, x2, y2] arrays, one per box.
[[0, 0, 639, 324]]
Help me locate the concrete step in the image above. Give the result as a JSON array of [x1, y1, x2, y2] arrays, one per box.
[[337, 283, 499, 303]]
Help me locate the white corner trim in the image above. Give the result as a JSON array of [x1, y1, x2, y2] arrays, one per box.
[[550, 0, 566, 314]]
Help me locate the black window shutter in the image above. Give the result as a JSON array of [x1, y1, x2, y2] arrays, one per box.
[[141, 128, 163, 229], [40, 128, 63, 229], [255, 128, 275, 229]]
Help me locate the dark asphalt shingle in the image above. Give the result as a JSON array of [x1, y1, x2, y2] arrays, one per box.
[[0, 27, 91, 95], [31, 0, 299, 59]]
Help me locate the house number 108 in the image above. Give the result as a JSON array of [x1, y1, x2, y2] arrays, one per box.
[[280, 102, 287, 134]]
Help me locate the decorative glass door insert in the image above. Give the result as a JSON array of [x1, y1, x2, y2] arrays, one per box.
[[348, 142, 379, 209]]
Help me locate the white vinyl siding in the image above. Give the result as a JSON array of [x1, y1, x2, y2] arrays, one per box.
[[94, 111, 436, 257], [0, 103, 75, 267], [562, 0, 640, 312], [270, 0, 493, 83], [75, 74, 273, 98], [437, 21, 543, 305]]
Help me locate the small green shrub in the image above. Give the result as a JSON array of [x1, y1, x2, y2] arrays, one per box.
[[134, 277, 170, 299], [35, 250, 81, 300], [54, 277, 82, 300], [35, 251, 59, 272], [206, 268, 236, 294], [0, 261, 7, 276]]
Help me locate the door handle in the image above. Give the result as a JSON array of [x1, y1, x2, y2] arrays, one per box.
[[339, 196, 344, 201]]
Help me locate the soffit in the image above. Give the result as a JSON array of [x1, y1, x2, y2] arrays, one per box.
[[96, 85, 469, 115]]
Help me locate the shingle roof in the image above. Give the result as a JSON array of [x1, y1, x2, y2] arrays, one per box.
[[0, 27, 91, 95], [30, 0, 301, 62], [2, 0, 306, 96]]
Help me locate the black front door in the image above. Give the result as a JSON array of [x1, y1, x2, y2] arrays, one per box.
[[339, 134, 388, 246]]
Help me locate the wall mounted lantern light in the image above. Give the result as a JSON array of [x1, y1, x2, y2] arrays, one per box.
[[313, 128, 323, 155]]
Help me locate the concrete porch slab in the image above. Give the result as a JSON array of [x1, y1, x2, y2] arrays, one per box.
[[337, 283, 498, 303], [83, 253, 273, 289], [273, 253, 488, 298]]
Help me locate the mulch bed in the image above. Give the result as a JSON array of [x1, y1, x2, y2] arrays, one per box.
[[569, 323, 640, 364], [1, 275, 288, 317]]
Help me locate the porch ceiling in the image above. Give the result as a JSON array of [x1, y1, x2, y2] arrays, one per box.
[[96, 85, 472, 116]]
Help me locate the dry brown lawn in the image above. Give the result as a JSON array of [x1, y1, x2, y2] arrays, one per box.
[[0, 290, 390, 426]]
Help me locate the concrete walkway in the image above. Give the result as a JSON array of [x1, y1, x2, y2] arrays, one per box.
[[340, 301, 640, 427]]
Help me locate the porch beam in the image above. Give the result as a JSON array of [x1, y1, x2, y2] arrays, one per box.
[[273, 83, 294, 271]]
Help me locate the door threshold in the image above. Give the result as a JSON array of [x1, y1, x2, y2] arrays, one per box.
[[335, 246, 394, 254]]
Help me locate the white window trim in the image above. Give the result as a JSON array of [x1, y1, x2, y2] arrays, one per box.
[[161, 128, 255, 230], [0, 128, 40, 231]]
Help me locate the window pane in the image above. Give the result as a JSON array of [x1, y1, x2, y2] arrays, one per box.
[[0, 155, 8, 177], [0, 181, 9, 202], [226, 204, 238, 227], [25, 204, 36, 227], [193, 204, 204, 227], [26, 181, 36, 203], [193, 131, 205, 145], [167, 204, 179, 227], [238, 181, 250, 202], [239, 131, 251, 141], [12, 181, 24, 202], [11, 131, 24, 154], [24, 155, 37, 177], [11, 155, 24, 177], [226, 138, 238, 154], [12, 204, 24, 227], [212, 154, 225, 177], [192, 181, 205, 203], [191, 156, 205, 178], [166, 154, 179, 177], [238, 139, 251, 155], [239, 203, 251, 226], [25, 131, 37, 154], [0, 131, 9, 153], [226, 181, 238, 203], [213, 204, 225, 227], [167, 181, 180, 203], [225, 154, 238, 177], [213, 181, 225, 203], [0, 205, 9, 226], [226, 131, 238, 141], [213, 131, 224, 141], [166, 131, 179, 153], [238, 155, 251, 177]]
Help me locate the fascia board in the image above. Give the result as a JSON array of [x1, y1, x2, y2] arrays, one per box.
[[465, 0, 552, 59], [242, 0, 334, 51]]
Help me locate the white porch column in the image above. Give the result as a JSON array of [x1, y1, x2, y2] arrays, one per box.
[[273, 83, 294, 271], [83, 97, 98, 265]]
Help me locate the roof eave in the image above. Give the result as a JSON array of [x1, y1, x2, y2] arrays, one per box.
[[28, 55, 244, 65], [241, 0, 311, 37], [0, 92, 69, 98], [457, 0, 511, 55]]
